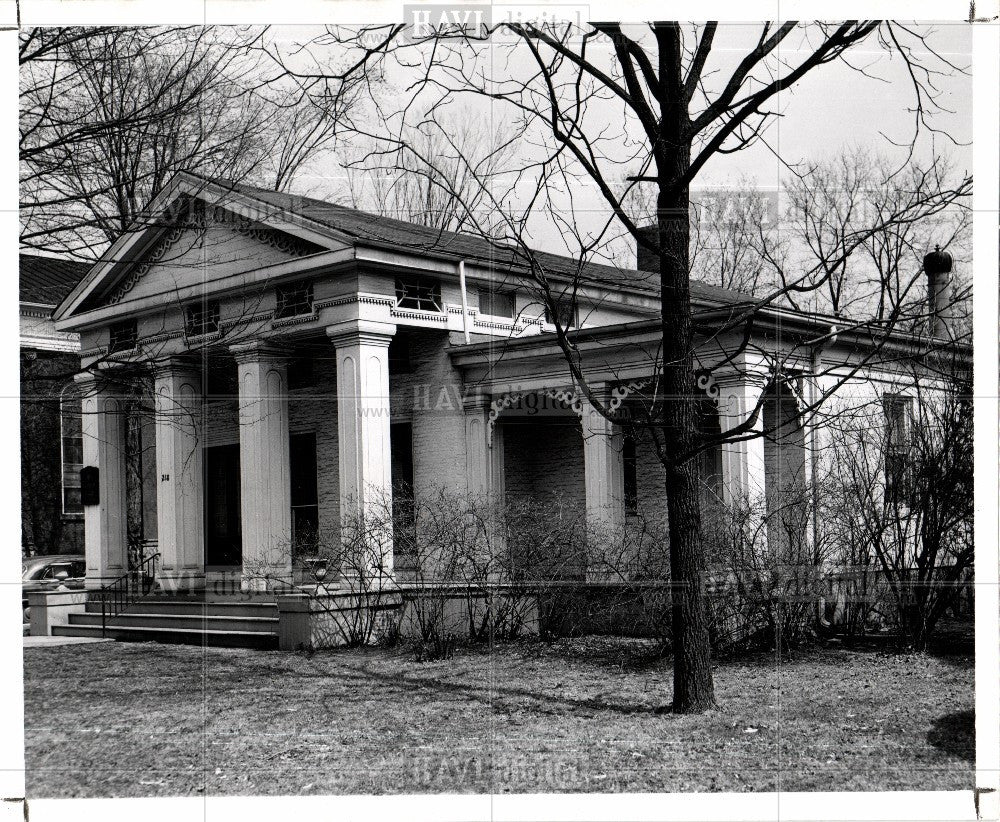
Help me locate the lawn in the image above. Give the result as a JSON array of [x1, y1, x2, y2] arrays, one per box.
[[23, 636, 974, 797]]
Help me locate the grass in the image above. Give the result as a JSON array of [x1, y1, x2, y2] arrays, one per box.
[[23, 636, 973, 797]]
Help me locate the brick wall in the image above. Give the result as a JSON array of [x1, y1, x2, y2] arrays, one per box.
[[502, 416, 585, 508], [390, 330, 469, 498]]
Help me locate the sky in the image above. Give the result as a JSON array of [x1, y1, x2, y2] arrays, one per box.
[[274, 22, 974, 266]]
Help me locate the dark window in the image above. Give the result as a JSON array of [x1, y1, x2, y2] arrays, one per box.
[[697, 398, 723, 501], [287, 356, 315, 390], [275, 281, 314, 319], [478, 287, 516, 319], [883, 395, 913, 503], [544, 299, 578, 329], [395, 276, 443, 312], [290, 433, 319, 555], [623, 436, 638, 515], [390, 422, 416, 562], [60, 385, 83, 515], [185, 301, 221, 336], [205, 363, 237, 399], [108, 320, 137, 353], [388, 334, 412, 374]]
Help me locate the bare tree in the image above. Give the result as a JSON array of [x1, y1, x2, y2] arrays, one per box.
[[272, 21, 970, 712], [774, 148, 971, 324], [19, 27, 344, 258], [620, 172, 778, 294], [333, 111, 517, 234]]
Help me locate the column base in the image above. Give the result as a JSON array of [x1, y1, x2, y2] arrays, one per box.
[[240, 566, 295, 594], [84, 573, 127, 591], [156, 570, 206, 594]]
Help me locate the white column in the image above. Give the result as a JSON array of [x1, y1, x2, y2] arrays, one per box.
[[582, 392, 624, 578], [231, 342, 292, 592], [153, 358, 204, 592], [77, 373, 128, 590], [715, 371, 768, 508], [464, 394, 503, 498], [327, 320, 396, 584], [465, 393, 506, 571]]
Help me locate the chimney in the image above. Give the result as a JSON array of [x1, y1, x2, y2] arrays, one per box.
[[636, 224, 658, 272], [923, 245, 954, 338]]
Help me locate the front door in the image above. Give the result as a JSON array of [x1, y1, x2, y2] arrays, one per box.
[[204, 443, 242, 567]]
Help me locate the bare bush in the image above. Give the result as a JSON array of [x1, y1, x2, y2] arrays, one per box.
[[821, 375, 973, 650], [703, 491, 822, 655]]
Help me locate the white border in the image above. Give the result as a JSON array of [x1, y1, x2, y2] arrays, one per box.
[[971, 13, 1000, 822], [5, 4, 998, 822], [0, 22, 25, 809]]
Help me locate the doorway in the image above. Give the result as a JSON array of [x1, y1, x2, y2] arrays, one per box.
[[204, 443, 242, 568]]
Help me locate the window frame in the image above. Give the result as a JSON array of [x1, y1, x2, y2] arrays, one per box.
[[394, 276, 444, 313], [59, 384, 84, 517], [274, 280, 315, 319], [108, 320, 138, 353], [544, 299, 579, 329], [882, 393, 914, 504], [184, 300, 221, 337], [477, 286, 516, 320]]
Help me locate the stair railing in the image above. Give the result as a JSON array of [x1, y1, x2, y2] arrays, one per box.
[[99, 552, 161, 637]]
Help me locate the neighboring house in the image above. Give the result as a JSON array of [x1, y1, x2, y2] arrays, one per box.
[[20, 254, 92, 557], [49, 171, 968, 599]]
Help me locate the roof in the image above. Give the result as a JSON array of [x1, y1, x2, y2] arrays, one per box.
[[198, 174, 750, 308], [20, 254, 92, 306]]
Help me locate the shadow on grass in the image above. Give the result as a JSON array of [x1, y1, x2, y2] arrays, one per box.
[[927, 709, 975, 761], [331, 658, 665, 717]]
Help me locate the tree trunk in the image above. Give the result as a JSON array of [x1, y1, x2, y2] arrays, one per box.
[[655, 25, 716, 713]]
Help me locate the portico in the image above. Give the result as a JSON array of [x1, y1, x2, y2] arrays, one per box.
[[53, 171, 813, 600]]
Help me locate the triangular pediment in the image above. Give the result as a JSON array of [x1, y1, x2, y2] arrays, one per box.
[[53, 172, 361, 326], [79, 197, 331, 312]]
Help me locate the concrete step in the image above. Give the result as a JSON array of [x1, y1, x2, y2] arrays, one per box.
[[69, 612, 279, 633], [51, 622, 278, 649], [85, 600, 278, 619]]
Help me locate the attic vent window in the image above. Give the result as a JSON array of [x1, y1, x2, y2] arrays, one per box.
[[545, 299, 579, 329], [478, 287, 516, 319], [108, 320, 138, 353], [275, 281, 314, 319], [185, 301, 221, 337], [395, 276, 443, 313]]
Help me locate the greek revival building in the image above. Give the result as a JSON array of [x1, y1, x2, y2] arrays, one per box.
[[49, 172, 964, 608]]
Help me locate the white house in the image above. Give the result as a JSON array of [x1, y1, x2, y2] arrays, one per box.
[[39, 171, 967, 646]]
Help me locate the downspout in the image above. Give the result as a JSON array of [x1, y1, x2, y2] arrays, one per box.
[[458, 260, 472, 344], [814, 324, 838, 630]]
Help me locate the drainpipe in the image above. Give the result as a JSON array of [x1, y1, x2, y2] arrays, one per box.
[[458, 260, 472, 344], [813, 324, 837, 629]]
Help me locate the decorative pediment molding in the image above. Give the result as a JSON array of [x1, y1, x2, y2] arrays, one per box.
[[99, 198, 325, 308], [106, 223, 188, 305]]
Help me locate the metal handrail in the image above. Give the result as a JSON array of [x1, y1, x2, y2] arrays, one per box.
[[99, 552, 161, 636]]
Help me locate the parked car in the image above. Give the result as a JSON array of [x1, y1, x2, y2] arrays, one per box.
[[22, 555, 86, 623]]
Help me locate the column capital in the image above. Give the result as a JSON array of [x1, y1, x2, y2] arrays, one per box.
[[712, 368, 770, 392], [326, 319, 396, 349], [73, 370, 98, 390], [229, 340, 292, 365], [73, 368, 128, 396], [152, 355, 201, 379], [462, 391, 492, 414]]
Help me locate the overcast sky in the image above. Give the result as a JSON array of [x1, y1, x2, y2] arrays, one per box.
[[280, 22, 973, 265]]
